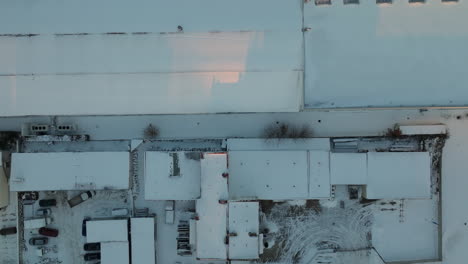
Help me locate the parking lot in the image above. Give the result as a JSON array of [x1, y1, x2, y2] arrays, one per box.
[[21, 190, 131, 264]]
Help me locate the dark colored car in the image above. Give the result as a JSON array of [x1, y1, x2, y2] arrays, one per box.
[[84, 252, 101, 261], [29, 237, 48, 246], [84, 242, 101, 251], [39, 199, 57, 207], [0, 227, 17, 236], [82, 217, 90, 236], [39, 227, 59, 237], [21, 192, 39, 205]]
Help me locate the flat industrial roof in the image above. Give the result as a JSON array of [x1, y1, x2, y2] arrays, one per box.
[[144, 152, 201, 200], [86, 220, 128, 243], [101, 242, 129, 264], [366, 152, 431, 199], [130, 218, 155, 264], [196, 153, 228, 260], [10, 152, 130, 191], [330, 153, 367, 185], [229, 150, 330, 200], [228, 202, 260, 260]]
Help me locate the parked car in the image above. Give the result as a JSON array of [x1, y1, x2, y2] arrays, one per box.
[[0, 227, 17, 236], [21, 192, 39, 205], [84, 242, 101, 251], [29, 237, 48, 246], [82, 217, 90, 236], [36, 208, 52, 217], [39, 227, 59, 237], [68, 191, 96, 208], [84, 252, 101, 261], [39, 199, 56, 207]]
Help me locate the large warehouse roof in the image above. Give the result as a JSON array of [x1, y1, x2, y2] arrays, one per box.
[[10, 152, 130, 191]]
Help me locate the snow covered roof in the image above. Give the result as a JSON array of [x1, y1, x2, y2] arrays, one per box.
[[144, 151, 201, 200], [228, 150, 330, 200], [130, 218, 155, 264], [330, 153, 367, 185], [86, 220, 128, 243], [196, 153, 228, 260], [101, 242, 129, 264], [228, 202, 260, 260], [10, 152, 130, 191], [365, 152, 431, 199], [399, 125, 447, 135]]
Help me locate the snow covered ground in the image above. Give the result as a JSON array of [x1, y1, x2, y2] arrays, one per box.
[[0, 194, 18, 264]]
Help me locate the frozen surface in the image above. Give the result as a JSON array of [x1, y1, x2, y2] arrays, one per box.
[[130, 218, 156, 264], [229, 151, 309, 200], [366, 152, 431, 199], [373, 199, 439, 262], [86, 219, 128, 243], [330, 153, 367, 185], [144, 151, 201, 200], [10, 152, 130, 191], [196, 153, 228, 260], [304, 0, 468, 108], [101, 242, 130, 264], [228, 202, 259, 260]]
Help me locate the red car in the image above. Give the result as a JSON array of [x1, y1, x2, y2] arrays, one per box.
[[38, 227, 59, 237]]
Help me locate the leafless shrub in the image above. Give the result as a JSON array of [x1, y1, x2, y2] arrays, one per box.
[[263, 122, 313, 140], [385, 125, 402, 138], [143, 124, 159, 139]]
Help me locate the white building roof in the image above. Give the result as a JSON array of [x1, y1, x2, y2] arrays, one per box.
[[399, 125, 447, 136], [330, 153, 367, 185], [10, 152, 130, 191], [228, 202, 260, 260], [309, 151, 331, 198], [130, 218, 155, 264], [101, 242, 129, 264], [366, 152, 431, 199], [86, 220, 128, 243], [196, 153, 228, 260], [229, 150, 330, 200], [144, 152, 201, 200]]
